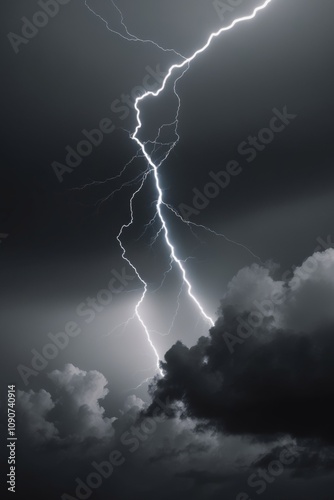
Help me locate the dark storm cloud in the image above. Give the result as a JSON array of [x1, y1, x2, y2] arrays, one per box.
[[2, 0, 334, 498], [16, 364, 255, 499], [175, 468, 229, 486], [13, 250, 334, 499], [253, 444, 334, 479], [149, 441, 210, 464], [148, 248, 334, 444]]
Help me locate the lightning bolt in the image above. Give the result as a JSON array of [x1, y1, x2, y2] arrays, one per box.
[[84, 0, 273, 378], [85, 0, 185, 58]]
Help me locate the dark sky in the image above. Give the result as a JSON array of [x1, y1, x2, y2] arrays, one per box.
[[1, 0, 334, 499]]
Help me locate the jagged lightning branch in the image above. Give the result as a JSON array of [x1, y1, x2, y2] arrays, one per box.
[[115, 170, 164, 375], [85, 0, 185, 58], [85, 0, 273, 377], [130, 0, 273, 352], [165, 203, 264, 264]]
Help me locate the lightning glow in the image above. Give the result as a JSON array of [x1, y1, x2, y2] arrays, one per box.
[[85, 0, 273, 378]]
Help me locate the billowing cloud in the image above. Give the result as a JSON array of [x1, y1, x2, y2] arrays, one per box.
[[15, 250, 334, 498], [149, 249, 334, 445], [17, 389, 58, 444], [220, 262, 285, 327], [17, 364, 115, 451], [284, 248, 334, 331], [48, 363, 115, 441]]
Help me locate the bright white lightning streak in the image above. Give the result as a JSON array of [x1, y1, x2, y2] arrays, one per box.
[[130, 1, 273, 337], [85, 0, 273, 377], [116, 171, 164, 376]]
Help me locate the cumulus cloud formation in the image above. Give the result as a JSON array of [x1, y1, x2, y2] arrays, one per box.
[[220, 262, 285, 326], [18, 364, 115, 449], [48, 363, 115, 441], [220, 248, 334, 332], [17, 389, 58, 444], [123, 394, 146, 413], [16, 249, 334, 497], [149, 249, 334, 444], [284, 248, 334, 331]]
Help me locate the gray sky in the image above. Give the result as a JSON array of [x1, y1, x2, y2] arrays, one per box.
[[1, 0, 334, 498]]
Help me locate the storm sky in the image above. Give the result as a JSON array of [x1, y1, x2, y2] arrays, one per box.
[[1, 0, 334, 499]]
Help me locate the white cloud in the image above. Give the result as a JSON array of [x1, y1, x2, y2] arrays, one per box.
[[18, 364, 116, 450], [285, 248, 334, 331], [48, 363, 115, 441]]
